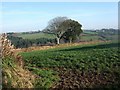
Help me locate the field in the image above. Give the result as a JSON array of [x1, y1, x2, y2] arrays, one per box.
[[17, 32, 55, 39], [83, 30, 98, 34], [4, 30, 119, 88], [20, 41, 120, 88], [2, 2, 119, 89], [17, 31, 118, 42]]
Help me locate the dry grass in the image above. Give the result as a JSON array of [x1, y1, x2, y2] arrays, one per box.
[[1, 33, 35, 88], [14, 40, 110, 53]]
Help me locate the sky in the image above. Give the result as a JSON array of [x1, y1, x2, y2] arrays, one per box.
[[0, 2, 118, 33]]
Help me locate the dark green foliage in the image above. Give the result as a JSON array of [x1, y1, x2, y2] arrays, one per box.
[[60, 19, 82, 43], [7, 35, 56, 48]]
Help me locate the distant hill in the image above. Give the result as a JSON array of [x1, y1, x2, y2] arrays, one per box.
[[6, 29, 119, 48]]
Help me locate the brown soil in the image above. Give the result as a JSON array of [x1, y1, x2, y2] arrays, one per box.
[[52, 67, 120, 89]]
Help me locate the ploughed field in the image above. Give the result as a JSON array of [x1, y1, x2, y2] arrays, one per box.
[[20, 42, 120, 88]]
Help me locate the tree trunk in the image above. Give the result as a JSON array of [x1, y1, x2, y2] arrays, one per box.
[[56, 37, 60, 45], [69, 38, 72, 43]]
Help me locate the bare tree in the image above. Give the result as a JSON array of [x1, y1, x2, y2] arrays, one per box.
[[45, 16, 68, 44]]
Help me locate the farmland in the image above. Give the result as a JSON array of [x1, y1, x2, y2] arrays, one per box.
[[2, 2, 119, 89], [16, 30, 118, 42], [6, 29, 118, 49], [20, 41, 120, 88], [17, 32, 55, 39], [4, 29, 119, 88]]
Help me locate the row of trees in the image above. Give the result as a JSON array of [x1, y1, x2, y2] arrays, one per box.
[[43, 17, 83, 44]]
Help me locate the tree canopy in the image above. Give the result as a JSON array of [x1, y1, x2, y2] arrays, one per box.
[[60, 19, 82, 43], [44, 16, 83, 44], [44, 16, 68, 44]]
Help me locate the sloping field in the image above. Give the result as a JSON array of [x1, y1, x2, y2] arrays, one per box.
[[16, 32, 118, 43], [17, 32, 55, 39], [20, 41, 120, 88]]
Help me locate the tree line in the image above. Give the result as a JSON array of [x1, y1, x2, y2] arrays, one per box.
[[7, 35, 56, 48]]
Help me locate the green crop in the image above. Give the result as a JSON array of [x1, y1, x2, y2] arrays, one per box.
[[20, 42, 120, 88], [21, 42, 120, 73]]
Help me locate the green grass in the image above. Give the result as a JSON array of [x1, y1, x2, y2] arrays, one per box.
[[27, 67, 59, 88], [17, 31, 118, 43], [80, 35, 100, 41], [81, 34, 118, 42], [83, 30, 98, 34], [17, 32, 55, 39], [104, 34, 118, 41], [2, 57, 15, 88]]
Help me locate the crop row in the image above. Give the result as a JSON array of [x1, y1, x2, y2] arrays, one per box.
[[21, 42, 120, 74]]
